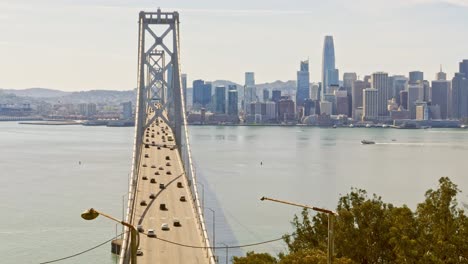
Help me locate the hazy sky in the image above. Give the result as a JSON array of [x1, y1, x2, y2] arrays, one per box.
[[0, 0, 467, 91]]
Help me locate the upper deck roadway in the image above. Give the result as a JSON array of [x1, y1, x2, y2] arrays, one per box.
[[131, 108, 210, 263]]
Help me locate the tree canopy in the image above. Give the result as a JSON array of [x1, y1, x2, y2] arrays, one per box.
[[233, 177, 467, 264]]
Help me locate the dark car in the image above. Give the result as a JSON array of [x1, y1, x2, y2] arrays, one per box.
[[177, 182, 183, 188], [159, 183, 165, 189], [179, 196, 186, 202], [159, 203, 167, 210], [140, 200, 147, 206], [150, 178, 156, 183], [149, 193, 156, 199]]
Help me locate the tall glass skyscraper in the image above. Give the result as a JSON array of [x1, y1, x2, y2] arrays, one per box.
[[322, 35, 336, 99], [296, 60, 310, 107]]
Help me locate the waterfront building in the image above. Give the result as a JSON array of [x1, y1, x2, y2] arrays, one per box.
[[400, 90, 409, 110], [323, 94, 336, 115], [265, 101, 277, 121], [409, 71, 424, 85], [451, 72, 468, 119], [227, 89, 239, 116], [352, 80, 367, 120], [335, 90, 349, 116], [431, 80, 450, 119], [371, 72, 390, 116], [321, 36, 336, 98], [193, 80, 212, 107], [408, 85, 423, 119], [296, 60, 310, 107], [303, 99, 317, 116], [319, 101, 332, 115], [263, 89, 270, 102], [122, 101, 133, 120], [278, 96, 295, 122], [272, 90, 281, 103], [363, 88, 379, 120], [215, 86, 226, 114]]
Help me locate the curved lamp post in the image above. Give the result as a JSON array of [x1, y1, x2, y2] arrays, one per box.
[[81, 208, 140, 264], [260, 196, 337, 264]]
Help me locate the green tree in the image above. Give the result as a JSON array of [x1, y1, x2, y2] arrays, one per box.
[[278, 248, 355, 264], [232, 251, 278, 264]]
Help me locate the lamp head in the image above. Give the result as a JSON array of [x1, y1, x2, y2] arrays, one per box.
[[81, 208, 99, 220]]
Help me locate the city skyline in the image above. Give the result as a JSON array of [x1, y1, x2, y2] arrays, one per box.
[[0, 0, 468, 91]]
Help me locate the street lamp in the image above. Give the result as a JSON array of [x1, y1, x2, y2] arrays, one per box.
[[219, 242, 229, 264], [260, 196, 337, 264], [206, 207, 216, 257], [81, 208, 140, 264]]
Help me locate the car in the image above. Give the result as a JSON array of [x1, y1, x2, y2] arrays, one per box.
[[163, 144, 167, 148], [140, 200, 147, 206], [166, 171, 172, 175], [137, 225, 144, 232], [144, 154, 149, 158], [162, 136, 165, 140], [165, 156, 170, 160], [179, 196, 186, 202], [157, 132, 160, 135], [145, 144, 149, 148], [159, 203, 167, 210], [166, 162, 171, 166], [150, 178, 156, 183], [161, 223, 170, 231], [151, 135, 154, 138], [173, 219, 181, 227], [154, 171, 160, 175], [145, 139, 149, 142], [142, 176, 148, 180], [142, 164, 147, 167], [168, 136, 174, 141], [147, 229, 156, 237], [159, 166, 164, 170], [136, 250, 143, 256], [149, 193, 156, 199], [177, 182, 183, 188], [151, 165, 156, 168], [171, 145, 176, 150], [159, 183, 165, 189]]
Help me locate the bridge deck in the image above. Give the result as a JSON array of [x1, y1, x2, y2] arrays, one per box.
[[131, 112, 209, 263]]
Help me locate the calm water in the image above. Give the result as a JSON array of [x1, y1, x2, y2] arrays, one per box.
[[1, 122, 468, 263]]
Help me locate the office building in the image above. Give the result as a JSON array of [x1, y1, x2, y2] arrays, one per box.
[[319, 101, 332, 115], [431, 80, 450, 119], [408, 85, 423, 119], [451, 73, 468, 119], [436, 66, 447, 81], [409, 71, 424, 85], [323, 94, 336, 114], [400, 91, 408, 110], [335, 90, 349, 116], [371, 72, 390, 116], [278, 96, 295, 121], [343, 72, 357, 94], [227, 88, 239, 116], [193, 80, 212, 107], [215, 86, 226, 114], [296, 60, 310, 107], [322, 36, 336, 98], [122, 101, 133, 120], [352, 80, 367, 120], [263, 89, 270, 102], [460, 60, 468, 76], [310, 83, 320, 100], [245, 72, 255, 86], [392, 76, 408, 105], [303, 99, 317, 116], [363, 88, 379, 120], [272, 90, 281, 103]]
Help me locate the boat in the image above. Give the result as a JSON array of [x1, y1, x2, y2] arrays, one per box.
[[349, 124, 354, 128], [382, 124, 388, 128], [365, 124, 372, 128], [332, 125, 337, 128], [361, 140, 375, 145]]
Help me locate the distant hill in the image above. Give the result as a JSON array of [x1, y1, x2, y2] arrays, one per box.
[[0, 88, 70, 98]]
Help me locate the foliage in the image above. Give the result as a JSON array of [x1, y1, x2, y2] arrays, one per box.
[[232, 251, 278, 264], [235, 177, 468, 264]]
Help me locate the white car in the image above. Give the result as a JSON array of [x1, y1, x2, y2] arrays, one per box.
[[161, 223, 170, 231], [147, 229, 156, 237]]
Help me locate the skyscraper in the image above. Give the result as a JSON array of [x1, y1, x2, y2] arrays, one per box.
[[272, 90, 281, 103], [193, 79, 212, 107], [363, 88, 379, 120], [352, 80, 367, 120], [215, 86, 226, 114], [409, 71, 424, 85], [436, 66, 447, 81], [431, 80, 450, 119], [227, 86, 239, 116], [296, 60, 310, 107], [371, 72, 390, 117], [245, 72, 255, 86], [408, 85, 422, 119], [343, 73, 357, 94], [244, 72, 257, 112], [451, 73, 468, 119], [322, 36, 336, 98], [263, 89, 270, 102], [459, 60, 468, 76], [392, 76, 408, 105]]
